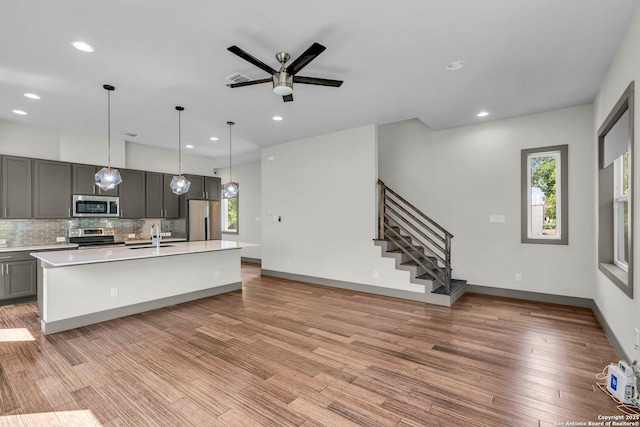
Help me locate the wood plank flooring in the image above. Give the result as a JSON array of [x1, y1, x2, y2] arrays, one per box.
[[0, 263, 621, 426]]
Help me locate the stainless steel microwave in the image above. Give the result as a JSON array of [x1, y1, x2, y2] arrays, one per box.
[[72, 195, 120, 217]]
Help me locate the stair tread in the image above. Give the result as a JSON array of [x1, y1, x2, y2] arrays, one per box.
[[402, 259, 439, 268], [431, 279, 467, 295]]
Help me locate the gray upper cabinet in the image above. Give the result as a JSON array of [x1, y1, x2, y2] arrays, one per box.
[[146, 172, 180, 218], [72, 164, 119, 196], [1, 156, 32, 219], [145, 172, 163, 218], [33, 160, 72, 218], [205, 176, 221, 200], [119, 169, 146, 219], [186, 175, 205, 199], [163, 174, 180, 218]]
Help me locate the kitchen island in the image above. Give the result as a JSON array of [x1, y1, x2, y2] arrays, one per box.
[[31, 240, 254, 335]]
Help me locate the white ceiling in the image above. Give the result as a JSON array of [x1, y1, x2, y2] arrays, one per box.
[[0, 0, 637, 167]]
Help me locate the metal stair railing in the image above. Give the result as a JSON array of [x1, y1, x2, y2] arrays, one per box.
[[378, 180, 453, 293]]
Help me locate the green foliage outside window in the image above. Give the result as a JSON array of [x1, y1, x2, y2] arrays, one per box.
[[227, 197, 238, 230], [531, 156, 557, 223]]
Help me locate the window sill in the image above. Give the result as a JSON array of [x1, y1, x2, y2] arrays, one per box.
[[599, 262, 633, 298]]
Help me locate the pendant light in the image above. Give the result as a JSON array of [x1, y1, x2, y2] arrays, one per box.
[[169, 106, 191, 195], [222, 121, 239, 198], [94, 84, 123, 191]]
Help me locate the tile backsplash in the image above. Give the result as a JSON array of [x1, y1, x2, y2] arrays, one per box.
[[0, 218, 180, 248]]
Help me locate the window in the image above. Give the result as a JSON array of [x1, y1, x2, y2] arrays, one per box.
[[597, 81, 634, 298], [521, 144, 568, 245], [222, 189, 238, 234], [613, 152, 630, 271]]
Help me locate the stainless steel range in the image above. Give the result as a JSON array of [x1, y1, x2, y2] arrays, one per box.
[[68, 228, 124, 249]]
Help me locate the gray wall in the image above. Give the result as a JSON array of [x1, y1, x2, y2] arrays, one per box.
[[378, 104, 595, 298]]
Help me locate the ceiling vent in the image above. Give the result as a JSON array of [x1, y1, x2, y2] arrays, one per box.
[[226, 72, 251, 83], [124, 132, 138, 138]]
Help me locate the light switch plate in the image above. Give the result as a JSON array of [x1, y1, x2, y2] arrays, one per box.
[[56, 237, 66, 242], [0, 239, 7, 245], [490, 215, 506, 223], [128, 233, 136, 238]]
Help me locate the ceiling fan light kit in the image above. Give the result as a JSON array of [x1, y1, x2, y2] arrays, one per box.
[[95, 84, 123, 191], [226, 42, 343, 102]]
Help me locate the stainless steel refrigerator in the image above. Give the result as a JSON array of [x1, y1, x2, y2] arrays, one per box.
[[188, 200, 221, 241]]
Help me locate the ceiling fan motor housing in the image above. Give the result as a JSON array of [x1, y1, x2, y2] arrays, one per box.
[[273, 71, 293, 96]]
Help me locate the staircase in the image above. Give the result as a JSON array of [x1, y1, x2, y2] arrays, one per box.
[[374, 180, 466, 306]]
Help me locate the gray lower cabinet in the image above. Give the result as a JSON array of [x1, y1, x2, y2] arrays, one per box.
[[72, 163, 119, 196], [119, 169, 146, 218], [1, 156, 32, 218], [0, 252, 36, 300], [145, 172, 181, 219], [33, 160, 72, 218]]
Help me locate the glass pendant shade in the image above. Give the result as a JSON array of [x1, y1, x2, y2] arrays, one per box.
[[170, 105, 190, 195], [97, 84, 123, 191], [170, 174, 191, 195], [223, 181, 239, 199], [95, 166, 122, 191]]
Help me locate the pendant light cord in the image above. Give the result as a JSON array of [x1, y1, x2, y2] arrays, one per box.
[[228, 121, 234, 182], [178, 109, 182, 176], [107, 89, 111, 167]]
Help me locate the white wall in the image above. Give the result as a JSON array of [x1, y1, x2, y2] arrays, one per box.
[[261, 124, 423, 293], [217, 161, 262, 260], [0, 119, 215, 175], [593, 5, 640, 359], [379, 104, 595, 298], [125, 142, 215, 175]]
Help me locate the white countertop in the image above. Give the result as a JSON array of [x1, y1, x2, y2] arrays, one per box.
[[31, 240, 258, 267], [0, 243, 78, 253], [123, 237, 187, 245]]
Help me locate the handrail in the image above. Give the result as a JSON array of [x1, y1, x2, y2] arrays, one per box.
[[378, 180, 453, 293], [378, 179, 453, 238]]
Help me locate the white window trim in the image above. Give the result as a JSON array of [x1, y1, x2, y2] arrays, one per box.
[[526, 151, 562, 240], [613, 155, 630, 271]]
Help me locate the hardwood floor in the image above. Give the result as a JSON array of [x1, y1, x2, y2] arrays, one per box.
[[0, 263, 621, 426]]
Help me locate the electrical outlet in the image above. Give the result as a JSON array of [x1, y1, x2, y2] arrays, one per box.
[[128, 233, 136, 238], [287, 260, 292, 266], [515, 273, 522, 282], [634, 328, 639, 347], [373, 270, 379, 279], [214, 271, 220, 279], [0, 239, 7, 245], [110, 288, 118, 297], [56, 236, 66, 242]]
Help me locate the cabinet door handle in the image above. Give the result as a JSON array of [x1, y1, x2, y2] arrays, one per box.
[[3, 207, 7, 217], [1, 264, 3, 275], [0, 256, 13, 260], [5, 265, 8, 275], [120, 209, 123, 218]]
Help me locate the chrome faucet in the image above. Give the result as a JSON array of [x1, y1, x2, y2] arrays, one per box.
[[150, 223, 161, 250]]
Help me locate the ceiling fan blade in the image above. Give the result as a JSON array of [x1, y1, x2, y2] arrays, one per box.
[[294, 76, 343, 87], [227, 46, 276, 75], [226, 78, 272, 88], [283, 94, 294, 102], [286, 42, 326, 75]]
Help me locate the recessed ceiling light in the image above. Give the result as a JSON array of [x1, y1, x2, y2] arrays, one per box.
[[446, 61, 465, 71], [12, 110, 27, 115], [210, 137, 219, 141], [24, 93, 41, 100], [477, 111, 490, 117], [72, 41, 94, 52], [272, 116, 283, 121], [185, 145, 194, 149]]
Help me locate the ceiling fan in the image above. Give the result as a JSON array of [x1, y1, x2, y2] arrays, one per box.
[[226, 42, 343, 102]]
